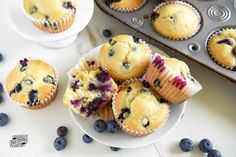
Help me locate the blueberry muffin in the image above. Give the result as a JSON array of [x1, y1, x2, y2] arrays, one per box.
[[146, 54, 202, 104], [6, 58, 58, 110], [78, 55, 99, 71], [99, 35, 151, 81], [105, 0, 146, 12], [112, 79, 169, 137], [23, 0, 77, 33], [63, 67, 118, 118], [151, 1, 201, 40], [208, 28, 236, 70]]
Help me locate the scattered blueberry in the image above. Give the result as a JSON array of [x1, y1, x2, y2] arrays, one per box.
[[0, 83, 3, 93], [179, 138, 194, 152], [207, 149, 222, 157], [199, 138, 213, 153], [110, 146, 120, 151], [54, 137, 67, 151], [0, 53, 3, 62], [94, 119, 106, 133], [0, 113, 9, 127], [82, 134, 93, 143], [0, 95, 3, 104], [107, 120, 119, 133], [103, 29, 112, 38], [57, 126, 68, 137]]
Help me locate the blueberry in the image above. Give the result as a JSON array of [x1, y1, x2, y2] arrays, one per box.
[[94, 119, 106, 133], [57, 126, 68, 137], [0, 83, 3, 93], [0, 95, 3, 104], [82, 134, 93, 143], [107, 120, 119, 133], [0, 113, 9, 127], [103, 29, 112, 37], [53, 137, 67, 151], [199, 138, 213, 153], [207, 149, 222, 157], [179, 138, 194, 152], [0, 53, 3, 62], [110, 146, 120, 151]]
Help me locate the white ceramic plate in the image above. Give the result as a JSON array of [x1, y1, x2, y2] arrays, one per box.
[[70, 45, 186, 148], [7, 0, 94, 42]]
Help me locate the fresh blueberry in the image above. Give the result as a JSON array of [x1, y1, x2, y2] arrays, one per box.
[[57, 126, 68, 137], [0, 95, 3, 104], [54, 137, 67, 151], [94, 119, 106, 133], [110, 146, 120, 151], [103, 29, 112, 37], [207, 149, 222, 157], [0, 53, 3, 62], [0, 83, 3, 93], [199, 138, 213, 153], [107, 120, 119, 133], [0, 113, 9, 127], [82, 134, 93, 143], [179, 138, 194, 152]]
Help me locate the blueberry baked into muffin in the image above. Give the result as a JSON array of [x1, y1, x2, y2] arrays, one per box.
[[151, 1, 201, 40], [208, 28, 236, 70], [105, 0, 146, 12], [112, 80, 169, 137], [6, 58, 58, 109], [146, 54, 202, 104], [63, 67, 118, 118], [99, 35, 151, 81], [23, 0, 77, 33]]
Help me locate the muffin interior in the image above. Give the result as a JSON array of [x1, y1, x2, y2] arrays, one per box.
[[64, 67, 117, 117]]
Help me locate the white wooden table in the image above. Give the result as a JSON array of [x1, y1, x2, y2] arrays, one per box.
[[0, 2, 235, 157]]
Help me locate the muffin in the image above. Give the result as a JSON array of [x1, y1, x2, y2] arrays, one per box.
[[5, 58, 58, 110], [78, 55, 99, 71], [99, 35, 151, 81], [146, 54, 202, 104], [23, 0, 77, 33], [97, 101, 115, 121], [112, 79, 169, 137], [207, 28, 236, 70], [63, 67, 118, 118], [104, 0, 146, 12], [151, 1, 201, 40]]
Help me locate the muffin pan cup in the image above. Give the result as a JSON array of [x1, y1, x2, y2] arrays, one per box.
[[95, 0, 236, 82]]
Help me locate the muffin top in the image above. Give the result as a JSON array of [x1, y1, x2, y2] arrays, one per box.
[[63, 67, 118, 117], [99, 35, 151, 80], [113, 80, 169, 134], [151, 54, 201, 90], [151, 2, 200, 40], [23, 0, 76, 20], [105, 0, 146, 11], [6, 58, 57, 106], [208, 29, 236, 69]]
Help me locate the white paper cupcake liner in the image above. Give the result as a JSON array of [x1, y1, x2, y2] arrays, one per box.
[[4, 58, 58, 110], [146, 54, 202, 104], [206, 27, 236, 71], [109, 0, 147, 12], [112, 78, 170, 137], [152, 0, 202, 40]]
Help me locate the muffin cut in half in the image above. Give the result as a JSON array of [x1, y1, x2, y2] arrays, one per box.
[[64, 67, 118, 118]]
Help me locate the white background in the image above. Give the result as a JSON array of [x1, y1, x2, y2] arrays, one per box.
[[0, 1, 236, 157]]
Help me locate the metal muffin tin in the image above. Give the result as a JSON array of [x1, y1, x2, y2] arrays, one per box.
[[95, 0, 236, 82]]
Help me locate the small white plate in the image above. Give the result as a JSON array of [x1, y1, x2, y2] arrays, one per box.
[[69, 45, 186, 148], [7, 0, 94, 43]]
